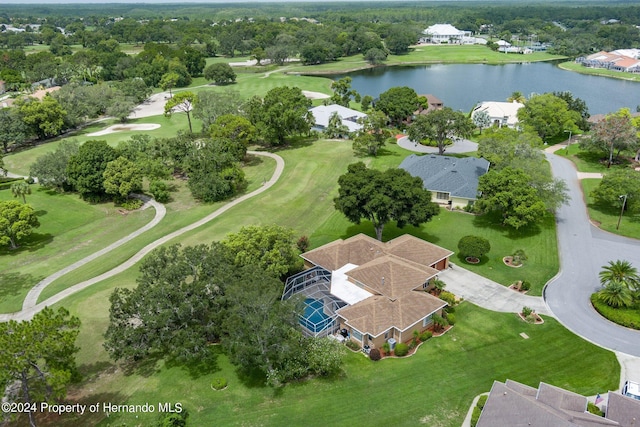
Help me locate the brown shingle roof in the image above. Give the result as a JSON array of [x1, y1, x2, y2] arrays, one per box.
[[302, 234, 385, 271], [347, 254, 439, 298], [385, 234, 454, 268], [338, 291, 446, 336]]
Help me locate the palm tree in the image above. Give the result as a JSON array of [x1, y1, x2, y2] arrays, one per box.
[[599, 260, 640, 293], [507, 91, 526, 103], [596, 281, 634, 308], [11, 181, 31, 203]]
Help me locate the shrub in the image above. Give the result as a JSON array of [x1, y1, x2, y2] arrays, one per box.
[[394, 342, 409, 357], [345, 340, 361, 351], [521, 306, 533, 317], [520, 280, 531, 291], [382, 342, 391, 355], [445, 305, 456, 313], [419, 330, 433, 342], [369, 348, 381, 361], [156, 409, 189, 427], [439, 291, 456, 306], [477, 395, 488, 410], [512, 249, 528, 265], [445, 313, 456, 325], [149, 180, 170, 203], [211, 377, 228, 390], [458, 235, 491, 259], [590, 294, 640, 329], [587, 402, 604, 417], [470, 406, 482, 427], [119, 198, 143, 210], [296, 235, 310, 253]]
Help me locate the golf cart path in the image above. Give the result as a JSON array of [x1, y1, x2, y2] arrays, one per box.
[[0, 151, 284, 322], [21, 194, 165, 311]]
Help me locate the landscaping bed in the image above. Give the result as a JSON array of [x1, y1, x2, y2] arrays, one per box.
[[591, 294, 640, 330]]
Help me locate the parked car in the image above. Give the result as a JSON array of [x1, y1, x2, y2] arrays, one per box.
[[623, 380, 640, 400]]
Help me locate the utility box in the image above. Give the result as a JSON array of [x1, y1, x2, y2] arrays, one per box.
[[387, 338, 396, 351]]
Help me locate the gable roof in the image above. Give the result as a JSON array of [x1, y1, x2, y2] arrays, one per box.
[[478, 380, 635, 427], [423, 24, 464, 36], [606, 392, 640, 427], [399, 154, 490, 200], [472, 101, 524, 126], [337, 291, 446, 336]]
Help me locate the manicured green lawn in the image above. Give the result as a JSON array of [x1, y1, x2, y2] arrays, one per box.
[[37, 154, 277, 303], [557, 143, 632, 173], [49, 295, 618, 427], [559, 61, 640, 83], [581, 178, 640, 239], [0, 187, 153, 313]]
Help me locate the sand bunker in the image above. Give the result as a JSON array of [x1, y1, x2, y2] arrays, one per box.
[[87, 123, 161, 136], [302, 90, 330, 100]]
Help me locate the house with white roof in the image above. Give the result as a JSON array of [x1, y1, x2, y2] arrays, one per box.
[[308, 104, 367, 135], [420, 24, 472, 44], [472, 101, 524, 129]]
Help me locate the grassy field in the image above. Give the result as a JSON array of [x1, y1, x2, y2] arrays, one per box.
[[559, 61, 640, 83], [0, 187, 154, 313], [45, 293, 618, 427], [581, 178, 640, 239], [557, 143, 633, 173]]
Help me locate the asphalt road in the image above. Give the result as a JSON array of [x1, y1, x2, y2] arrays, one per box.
[[544, 152, 640, 356]]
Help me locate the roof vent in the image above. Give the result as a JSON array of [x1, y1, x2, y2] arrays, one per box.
[[381, 276, 385, 286]]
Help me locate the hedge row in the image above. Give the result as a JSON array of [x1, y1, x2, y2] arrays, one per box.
[[590, 294, 640, 330]]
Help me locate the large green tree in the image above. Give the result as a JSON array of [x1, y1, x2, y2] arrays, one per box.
[[517, 93, 579, 141], [475, 167, 548, 229], [104, 243, 232, 365], [374, 86, 419, 126], [330, 77, 360, 107], [29, 140, 79, 192], [102, 156, 143, 202], [209, 114, 256, 161], [0, 108, 29, 153], [334, 162, 440, 241], [66, 140, 118, 201], [581, 110, 637, 168], [18, 95, 67, 140], [192, 89, 244, 132], [246, 86, 313, 145], [353, 110, 391, 156], [203, 63, 236, 85], [0, 307, 80, 427], [0, 200, 40, 249], [221, 224, 303, 279], [591, 169, 640, 214], [407, 107, 474, 155]]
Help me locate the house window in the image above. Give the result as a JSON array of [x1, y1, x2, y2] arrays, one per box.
[[423, 314, 434, 327], [384, 331, 389, 339], [436, 192, 449, 200], [351, 329, 363, 342]]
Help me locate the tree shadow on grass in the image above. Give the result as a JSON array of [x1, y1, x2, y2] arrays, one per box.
[[471, 212, 542, 241], [120, 354, 164, 378], [243, 153, 264, 167], [164, 350, 220, 380], [234, 365, 267, 389], [0, 232, 54, 255], [0, 272, 41, 303]]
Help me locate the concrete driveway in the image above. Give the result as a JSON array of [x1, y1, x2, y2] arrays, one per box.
[[397, 135, 478, 154]]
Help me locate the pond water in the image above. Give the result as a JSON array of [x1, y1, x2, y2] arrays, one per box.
[[332, 62, 640, 115]]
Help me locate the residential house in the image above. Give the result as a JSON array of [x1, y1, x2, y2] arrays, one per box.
[[400, 154, 490, 209], [472, 100, 524, 128], [577, 50, 640, 74], [477, 379, 640, 427], [283, 234, 452, 350], [420, 24, 472, 44], [414, 94, 444, 117], [309, 104, 367, 135]]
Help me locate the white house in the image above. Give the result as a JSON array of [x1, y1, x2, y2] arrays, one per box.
[[472, 101, 524, 128], [309, 104, 367, 134], [420, 24, 471, 44]]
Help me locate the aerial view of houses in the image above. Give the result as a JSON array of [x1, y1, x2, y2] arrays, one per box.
[[1, 1, 640, 426]]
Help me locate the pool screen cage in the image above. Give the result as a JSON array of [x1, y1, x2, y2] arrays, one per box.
[[283, 266, 347, 337]]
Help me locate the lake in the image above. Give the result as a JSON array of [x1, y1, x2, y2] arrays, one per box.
[[333, 62, 640, 115]]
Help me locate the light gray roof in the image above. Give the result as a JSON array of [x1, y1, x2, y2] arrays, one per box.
[[399, 154, 490, 200], [477, 380, 620, 427], [309, 104, 367, 133]]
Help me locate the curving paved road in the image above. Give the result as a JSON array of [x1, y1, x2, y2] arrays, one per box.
[[397, 135, 478, 153], [0, 151, 284, 322], [544, 152, 640, 356]]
